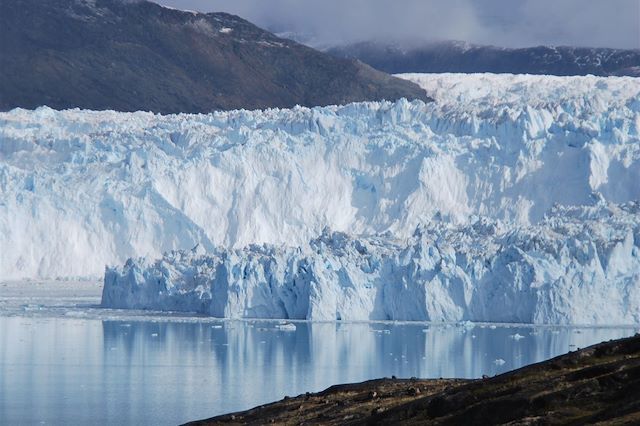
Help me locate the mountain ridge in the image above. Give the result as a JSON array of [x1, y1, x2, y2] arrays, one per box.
[[0, 0, 430, 113], [328, 40, 640, 77]]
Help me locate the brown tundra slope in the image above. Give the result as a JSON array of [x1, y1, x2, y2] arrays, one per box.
[[0, 0, 430, 113], [188, 333, 640, 425]]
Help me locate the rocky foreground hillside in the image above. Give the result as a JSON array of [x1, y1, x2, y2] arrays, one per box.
[[188, 333, 640, 425], [0, 0, 429, 113]]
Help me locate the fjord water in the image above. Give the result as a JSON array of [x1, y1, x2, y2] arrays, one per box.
[[1, 315, 637, 426]]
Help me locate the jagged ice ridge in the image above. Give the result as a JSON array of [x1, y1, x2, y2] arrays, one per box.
[[102, 202, 640, 324], [2, 73, 640, 323]]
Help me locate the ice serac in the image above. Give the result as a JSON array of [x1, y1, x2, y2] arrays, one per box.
[[102, 202, 640, 325], [2, 74, 639, 282]]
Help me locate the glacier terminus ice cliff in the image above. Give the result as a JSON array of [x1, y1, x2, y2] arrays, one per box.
[[102, 202, 640, 324], [2, 74, 640, 324]]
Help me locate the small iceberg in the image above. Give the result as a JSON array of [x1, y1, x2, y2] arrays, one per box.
[[276, 322, 297, 332]]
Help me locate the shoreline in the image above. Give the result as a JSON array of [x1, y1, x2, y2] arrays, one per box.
[[187, 334, 640, 425]]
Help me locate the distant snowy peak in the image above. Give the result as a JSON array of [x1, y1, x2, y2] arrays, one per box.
[[102, 201, 640, 324], [328, 41, 640, 77]]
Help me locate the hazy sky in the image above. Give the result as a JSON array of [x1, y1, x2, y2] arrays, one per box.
[[157, 0, 640, 49]]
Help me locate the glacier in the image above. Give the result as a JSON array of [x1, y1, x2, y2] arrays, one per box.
[[102, 202, 640, 324], [2, 73, 640, 323]]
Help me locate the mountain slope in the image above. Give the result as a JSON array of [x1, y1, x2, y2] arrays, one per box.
[[329, 41, 640, 76], [0, 0, 430, 113], [189, 334, 640, 425]]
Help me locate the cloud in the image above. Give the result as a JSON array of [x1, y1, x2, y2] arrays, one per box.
[[157, 0, 640, 49]]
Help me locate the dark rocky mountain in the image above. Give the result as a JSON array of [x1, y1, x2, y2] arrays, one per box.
[[0, 0, 430, 113], [329, 40, 640, 77]]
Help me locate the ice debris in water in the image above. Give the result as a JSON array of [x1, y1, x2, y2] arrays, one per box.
[[276, 323, 297, 331]]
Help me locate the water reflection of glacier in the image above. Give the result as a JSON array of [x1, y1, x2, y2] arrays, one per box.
[[100, 321, 638, 423], [1, 317, 637, 426]]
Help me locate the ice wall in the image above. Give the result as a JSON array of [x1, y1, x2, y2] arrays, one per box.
[[1, 74, 639, 283], [102, 202, 640, 324]]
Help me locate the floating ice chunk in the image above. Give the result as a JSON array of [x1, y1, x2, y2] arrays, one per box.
[[458, 320, 476, 330], [276, 323, 297, 332]]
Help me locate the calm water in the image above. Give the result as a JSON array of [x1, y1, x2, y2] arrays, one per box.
[[1, 316, 637, 425]]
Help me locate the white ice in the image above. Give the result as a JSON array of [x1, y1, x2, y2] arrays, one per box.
[[101, 202, 640, 324], [2, 73, 640, 324]]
